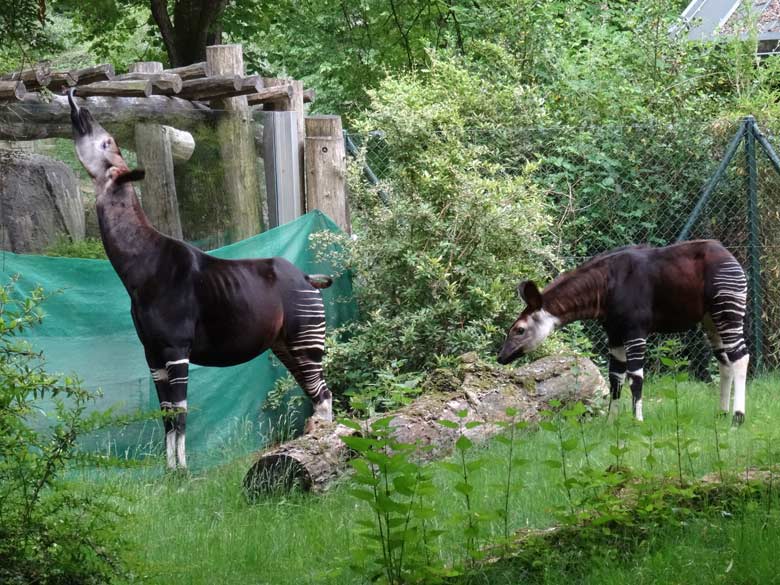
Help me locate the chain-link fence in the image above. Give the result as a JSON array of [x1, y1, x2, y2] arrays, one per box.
[[346, 117, 780, 376]]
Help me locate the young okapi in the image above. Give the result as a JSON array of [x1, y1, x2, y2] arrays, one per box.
[[68, 90, 334, 469], [498, 240, 749, 425]]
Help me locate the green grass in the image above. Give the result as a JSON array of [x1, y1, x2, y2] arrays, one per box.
[[91, 374, 780, 584]]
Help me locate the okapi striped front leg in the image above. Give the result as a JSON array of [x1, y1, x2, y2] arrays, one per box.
[[624, 337, 647, 422], [150, 353, 190, 469]]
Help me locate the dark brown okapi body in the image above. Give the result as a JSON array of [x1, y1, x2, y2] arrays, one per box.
[[68, 90, 333, 469], [498, 240, 749, 424]]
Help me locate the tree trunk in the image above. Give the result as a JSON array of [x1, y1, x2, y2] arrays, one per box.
[[150, 0, 230, 67], [243, 354, 608, 498]]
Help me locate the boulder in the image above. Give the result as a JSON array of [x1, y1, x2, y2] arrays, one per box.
[[0, 150, 84, 253]]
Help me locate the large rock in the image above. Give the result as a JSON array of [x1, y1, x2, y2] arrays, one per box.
[[0, 150, 85, 253]]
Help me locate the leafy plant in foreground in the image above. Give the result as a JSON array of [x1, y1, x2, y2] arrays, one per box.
[[0, 277, 129, 584], [341, 416, 446, 584]]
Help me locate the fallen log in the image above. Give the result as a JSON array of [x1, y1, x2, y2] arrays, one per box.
[[243, 354, 608, 498]]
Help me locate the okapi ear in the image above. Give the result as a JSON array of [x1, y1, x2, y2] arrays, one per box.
[[517, 280, 543, 311], [115, 168, 146, 184]]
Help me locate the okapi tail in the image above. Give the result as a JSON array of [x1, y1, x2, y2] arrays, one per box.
[[306, 274, 333, 289]]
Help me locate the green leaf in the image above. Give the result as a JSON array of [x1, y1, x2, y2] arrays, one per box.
[[539, 421, 556, 432], [338, 418, 362, 431], [341, 436, 375, 452], [456, 409, 469, 418], [454, 481, 473, 495], [465, 421, 482, 429], [455, 435, 473, 451], [561, 438, 579, 451], [349, 488, 375, 503], [438, 419, 459, 429]]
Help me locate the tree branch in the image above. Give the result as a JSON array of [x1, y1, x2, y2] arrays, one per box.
[[149, 0, 179, 66]]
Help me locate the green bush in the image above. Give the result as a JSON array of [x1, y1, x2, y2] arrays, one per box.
[[315, 51, 559, 396], [0, 278, 127, 584], [43, 236, 107, 260]]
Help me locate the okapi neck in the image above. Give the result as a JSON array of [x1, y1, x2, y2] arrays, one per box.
[[96, 183, 161, 288], [542, 276, 606, 326]]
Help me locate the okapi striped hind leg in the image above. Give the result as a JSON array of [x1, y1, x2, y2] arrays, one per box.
[[273, 289, 333, 431], [624, 337, 647, 422], [608, 346, 627, 419], [708, 261, 749, 424]]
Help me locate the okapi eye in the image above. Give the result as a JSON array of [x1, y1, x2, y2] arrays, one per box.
[[517, 327, 526, 335]]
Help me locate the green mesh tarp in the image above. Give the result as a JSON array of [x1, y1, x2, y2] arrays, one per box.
[[1, 211, 354, 468]]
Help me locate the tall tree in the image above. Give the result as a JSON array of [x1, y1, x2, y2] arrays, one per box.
[[149, 0, 230, 66]]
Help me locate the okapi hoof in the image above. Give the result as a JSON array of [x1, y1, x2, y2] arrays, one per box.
[[732, 411, 745, 426]]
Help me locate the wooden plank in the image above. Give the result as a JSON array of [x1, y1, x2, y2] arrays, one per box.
[[177, 74, 241, 100], [246, 84, 293, 106], [164, 61, 210, 81], [74, 79, 152, 98], [305, 115, 350, 232], [0, 81, 27, 101]]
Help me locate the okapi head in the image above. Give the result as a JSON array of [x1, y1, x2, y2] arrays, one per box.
[[497, 280, 559, 365], [68, 89, 143, 186]]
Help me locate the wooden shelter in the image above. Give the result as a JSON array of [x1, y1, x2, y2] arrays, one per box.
[[0, 45, 349, 241]]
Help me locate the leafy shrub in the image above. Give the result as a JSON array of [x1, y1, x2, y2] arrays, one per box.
[[315, 51, 559, 395], [0, 278, 127, 584]]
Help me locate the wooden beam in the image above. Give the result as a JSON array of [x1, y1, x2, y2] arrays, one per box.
[[0, 62, 51, 90], [0, 94, 216, 141], [177, 74, 263, 101], [305, 115, 350, 232], [73, 79, 152, 98], [71, 63, 115, 85], [245, 84, 293, 106], [164, 61, 210, 80], [0, 81, 27, 101], [47, 72, 78, 93], [117, 72, 183, 95]]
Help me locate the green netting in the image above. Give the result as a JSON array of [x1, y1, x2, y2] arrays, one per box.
[[1, 210, 355, 469]]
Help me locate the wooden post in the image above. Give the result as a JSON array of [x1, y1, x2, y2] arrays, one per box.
[[206, 44, 262, 240], [132, 61, 183, 239], [304, 115, 350, 232]]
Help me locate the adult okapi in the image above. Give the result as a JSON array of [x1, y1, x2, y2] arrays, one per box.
[[68, 90, 334, 469], [498, 241, 749, 425]]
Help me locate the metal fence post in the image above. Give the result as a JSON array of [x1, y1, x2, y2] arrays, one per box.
[[676, 120, 747, 242], [745, 117, 763, 371]]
